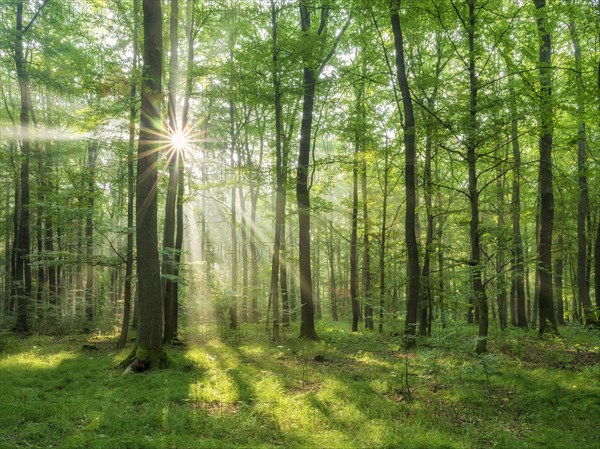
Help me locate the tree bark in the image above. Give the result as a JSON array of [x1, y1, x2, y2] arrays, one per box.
[[269, 0, 283, 339], [296, 0, 319, 339], [84, 142, 98, 331], [555, 234, 565, 324], [229, 99, 238, 330], [117, 0, 139, 349], [162, 0, 179, 343], [533, 0, 558, 334], [464, 0, 488, 353], [350, 125, 359, 333], [328, 223, 338, 321], [569, 16, 595, 327], [129, 0, 166, 368], [391, 0, 419, 348], [13, 0, 38, 333], [378, 138, 390, 333], [507, 68, 528, 328], [496, 145, 508, 330]]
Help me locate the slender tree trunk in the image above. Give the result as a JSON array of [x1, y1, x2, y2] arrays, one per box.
[[595, 217, 600, 312], [239, 181, 248, 323], [507, 71, 528, 328], [162, 0, 179, 343], [288, 213, 297, 323], [391, 0, 419, 348], [44, 146, 57, 316], [350, 130, 359, 333], [362, 161, 373, 330], [555, 234, 565, 325], [496, 145, 508, 330], [229, 99, 238, 330], [419, 93, 437, 336], [464, 0, 488, 353], [378, 139, 390, 333], [117, 0, 139, 349], [327, 224, 338, 321], [84, 142, 98, 331], [315, 230, 322, 320], [297, 1, 318, 339], [3, 169, 11, 314], [533, 0, 558, 334], [569, 17, 595, 327]]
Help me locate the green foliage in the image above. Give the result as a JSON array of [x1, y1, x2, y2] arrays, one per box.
[[1, 324, 599, 448]]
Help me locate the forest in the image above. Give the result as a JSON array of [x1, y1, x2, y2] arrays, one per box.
[[1, 0, 599, 448]]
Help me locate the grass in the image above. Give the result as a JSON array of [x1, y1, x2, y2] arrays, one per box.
[[0, 322, 599, 449]]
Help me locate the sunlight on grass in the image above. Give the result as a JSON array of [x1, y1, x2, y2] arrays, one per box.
[[1, 328, 598, 449], [0, 349, 76, 370]]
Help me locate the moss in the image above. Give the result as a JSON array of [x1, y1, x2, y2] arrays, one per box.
[[135, 345, 172, 369], [118, 344, 172, 372]]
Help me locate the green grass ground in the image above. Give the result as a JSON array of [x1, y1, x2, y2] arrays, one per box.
[[1, 322, 599, 449]]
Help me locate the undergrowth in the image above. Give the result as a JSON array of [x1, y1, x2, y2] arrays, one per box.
[[0, 322, 598, 449]]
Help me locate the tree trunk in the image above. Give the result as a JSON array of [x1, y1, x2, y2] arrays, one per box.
[[378, 138, 390, 334], [327, 223, 338, 321], [162, 0, 180, 343], [595, 217, 600, 312], [569, 16, 595, 327], [350, 129, 359, 333], [362, 162, 373, 330], [507, 69, 528, 328], [391, 0, 419, 348], [84, 142, 98, 331], [297, 1, 318, 339], [464, 0, 488, 354], [13, 0, 36, 333], [533, 0, 558, 334], [128, 0, 166, 368], [229, 98, 238, 330], [239, 180, 248, 323], [555, 234, 565, 325], [117, 0, 139, 349], [496, 145, 508, 330]]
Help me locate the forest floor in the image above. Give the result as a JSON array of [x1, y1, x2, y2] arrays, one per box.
[[1, 322, 599, 449]]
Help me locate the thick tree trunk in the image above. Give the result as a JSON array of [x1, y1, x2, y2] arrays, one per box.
[[533, 0, 558, 334], [129, 0, 166, 368], [13, 0, 35, 333], [391, 0, 419, 348]]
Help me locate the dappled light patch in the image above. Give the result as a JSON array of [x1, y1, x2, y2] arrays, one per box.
[[1, 329, 599, 448]]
